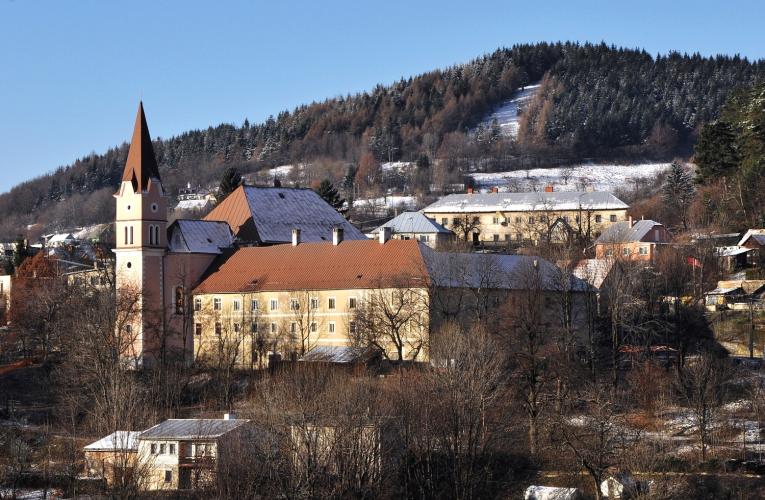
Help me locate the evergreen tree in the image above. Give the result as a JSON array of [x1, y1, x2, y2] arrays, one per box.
[[217, 167, 242, 201], [662, 162, 695, 230], [315, 179, 345, 211], [694, 121, 739, 183]]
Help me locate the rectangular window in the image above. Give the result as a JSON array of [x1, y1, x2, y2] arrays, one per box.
[[452, 218, 458, 226], [194, 297, 202, 311], [575, 215, 580, 223], [328, 298, 336, 310], [528, 217, 534, 224], [492, 216, 499, 224], [539, 215, 547, 223], [639, 246, 648, 255], [213, 298, 222, 310], [595, 214, 602, 223], [164, 470, 172, 483], [349, 321, 357, 334], [270, 299, 278, 311], [348, 297, 357, 309], [169, 444, 176, 455], [493, 234, 499, 242], [472, 217, 480, 224], [622, 247, 631, 256], [194, 323, 201, 336], [504, 234, 510, 241], [310, 297, 319, 309], [290, 322, 297, 334], [233, 299, 241, 311], [605, 248, 613, 257], [290, 298, 300, 311], [441, 218, 448, 226], [251, 299, 259, 311], [310, 322, 317, 333], [125, 325, 132, 335], [234, 323, 241, 333], [610, 214, 617, 222], [419, 234, 428, 242], [151, 443, 157, 454], [515, 217, 521, 224], [251, 322, 258, 333], [328, 322, 336, 334], [215, 322, 222, 336], [270, 322, 277, 334], [159, 443, 166, 454]]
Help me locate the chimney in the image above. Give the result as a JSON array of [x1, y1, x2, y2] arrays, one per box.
[[292, 228, 301, 246], [332, 226, 344, 246], [544, 184, 554, 193], [223, 412, 236, 420], [379, 226, 392, 245], [629, 216, 634, 227], [467, 187, 474, 194], [491, 186, 498, 193]]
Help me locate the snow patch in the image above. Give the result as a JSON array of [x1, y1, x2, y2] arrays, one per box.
[[477, 83, 541, 138], [471, 163, 672, 193]]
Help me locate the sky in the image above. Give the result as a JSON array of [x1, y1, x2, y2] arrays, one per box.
[[0, 0, 763, 192]]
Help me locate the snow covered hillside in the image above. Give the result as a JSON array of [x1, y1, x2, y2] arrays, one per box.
[[477, 83, 541, 138], [471, 163, 673, 193]]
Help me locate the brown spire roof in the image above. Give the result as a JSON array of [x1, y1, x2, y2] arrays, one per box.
[[122, 101, 161, 192]]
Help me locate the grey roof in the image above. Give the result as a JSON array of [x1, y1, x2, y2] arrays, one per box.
[[243, 187, 366, 243], [372, 211, 452, 235], [423, 191, 628, 213], [140, 419, 247, 440], [300, 346, 365, 363], [168, 220, 234, 254], [714, 246, 752, 257], [84, 431, 140, 451], [421, 246, 591, 292], [595, 220, 662, 244]]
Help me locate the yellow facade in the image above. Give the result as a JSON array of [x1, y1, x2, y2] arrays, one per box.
[[192, 286, 429, 366], [425, 207, 629, 244]]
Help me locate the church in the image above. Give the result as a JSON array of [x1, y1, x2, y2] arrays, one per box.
[[115, 103, 592, 369]]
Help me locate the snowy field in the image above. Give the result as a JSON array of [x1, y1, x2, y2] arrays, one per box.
[[471, 163, 673, 193], [352, 195, 417, 216], [477, 83, 541, 138]]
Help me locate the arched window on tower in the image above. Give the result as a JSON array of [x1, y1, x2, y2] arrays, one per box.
[[124, 226, 128, 245], [129, 226, 134, 245], [175, 286, 184, 315]]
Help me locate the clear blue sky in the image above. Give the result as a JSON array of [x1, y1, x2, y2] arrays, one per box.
[[0, 0, 762, 192]]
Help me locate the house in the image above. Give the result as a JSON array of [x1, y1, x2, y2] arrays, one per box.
[[422, 189, 628, 245], [45, 232, 77, 248], [600, 471, 649, 499], [737, 229, 765, 266], [714, 246, 753, 272], [368, 211, 454, 249], [83, 431, 141, 486], [704, 280, 765, 311], [136, 416, 251, 491], [594, 219, 670, 262]]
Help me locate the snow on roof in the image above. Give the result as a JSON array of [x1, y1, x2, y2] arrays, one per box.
[[372, 211, 452, 235], [47, 233, 76, 244], [300, 346, 365, 363], [423, 191, 628, 213], [572, 259, 614, 289], [706, 287, 744, 295], [139, 419, 248, 440], [524, 485, 582, 500], [421, 246, 591, 292], [714, 246, 752, 257], [595, 219, 663, 244], [205, 186, 366, 244], [175, 199, 213, 211], [738, 229, 765, 247], [84, 431, 141, 451], [168, 220, 234, 254]]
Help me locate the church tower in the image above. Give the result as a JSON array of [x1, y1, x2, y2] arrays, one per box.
[[114, 102, 168, 368]]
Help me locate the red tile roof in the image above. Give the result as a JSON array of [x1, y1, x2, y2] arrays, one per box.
[[193, 239, 429, 294]]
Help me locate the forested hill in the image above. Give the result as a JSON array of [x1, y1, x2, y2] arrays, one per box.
[[1, 42, 764, 239]]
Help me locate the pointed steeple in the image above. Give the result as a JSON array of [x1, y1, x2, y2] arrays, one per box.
[[122, 101, 161, 192]]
